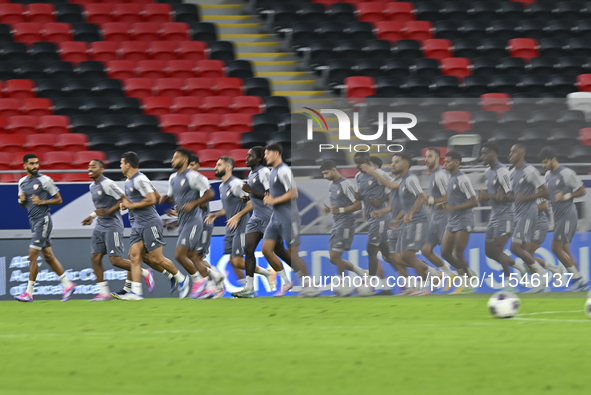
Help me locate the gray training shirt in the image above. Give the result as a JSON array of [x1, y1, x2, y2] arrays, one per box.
[[219, 175, 248, 235], [269, 162, 297, 223], [545, 166, 583, 220], [329, 177, 357, 229], [355, 168, 391, 223], [485, 162, 514, 217], [398, 171, 428, 222], [167, 168, 210, 227], [90, 175, 124, 232], [429, 166, 449, 221], [511, 162, 545, 219], [447, 170, 477, 221], [124, 172, 162, 228], [248, 165, 272, 221], [18, 173, 60, 220]]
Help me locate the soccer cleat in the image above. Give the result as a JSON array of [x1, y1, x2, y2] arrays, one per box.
[[119, 291, 143, 300], [569, 277, 589, 292], [232, 288, 256, 298], [178, 275, 190, 299], [460, 285, 475, 294], [374, 288, 393, 296], [334, 286, 353, 297], [188, 278, 208, 299], [442, 274, 457, 292], [14, 292, 33, 302], [355, 285, 375, 297], [61, 282, 77, 302], [409, 287, 431, 296], [169, 277, 179, 294], [213, 284, 225, 299], [298, 286, 320, 298], [90, 294, 113, 301], [399, 287, 415, 296], [111, 289, 128, 300], [143, 268, 155, 293], [524, 283, 546, 294], [198, 281, 217, 299], [274, 282, 293, 297], [267, 270, 277, 292]]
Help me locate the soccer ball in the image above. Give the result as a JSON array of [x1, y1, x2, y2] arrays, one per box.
[[585, 299, 591, 319], [487, 291, 520, 319]]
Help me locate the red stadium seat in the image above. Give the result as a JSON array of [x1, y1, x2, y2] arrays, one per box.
[[38, 115, 70, 135], [480, 93, 511, 116], [84, 4, 115, 24], [149, 41, 178, 61], [423, 39, 453, 60], [0, 115, 6, 132], [144, 3, 171, 23], [231, 96, 262, 115], [375, 21, 404, 44], [0, 98, 21, 117], [0, 135, 26, 153], [220, 113, 252, 133], [55, 133, 89, 152], [178, 132, 210, 152], [127, 0, 154, 5], [344, 76, 375, 98], [230, 149, 249, 167], [154, 78, 184, 98], [26, 3, 55, 24], [404, 21, 432, 42], [107, 60, 136, 79], [172, 96, 202, 115], [185, 78, 214, 98], [10, 152, 41, 181], [209, 131, 242, 150], [191, 114, 221, 133], [384, 2, 415, 22], [102, 22, 130, 43], [197, 149, 226, 167], [22, 98, 52, 116], [442, 111, 472, 133], [90, 41, 118, 62], [511, 0, 537, 8], [178, 41, 207, 61], [0, 4, 25, 25], [58, 41, 88, 65], [509, 38, 539, 61], [0, 151, 14, 183], [25, 134, 57, 155], [7, 115, 39, 136], [165, 60, 195, 78], [441, 57, 472, 80], [577, 74, 591, 92], [124, 78, 154, 99], [42, 23, 73, 43], [137, 60, 166, 79], [142, 96, 173, 116], [214, 77, 243, 97], [113, 4, 142, 24], [120, 41, 149, 61], [579, 128, 591, 145], [74, 151, 106, 166], [131, 22, 159, 42], [13, 23, 42, 45], [201, 96, 232, 114], [3, 80, 35, 99], [196, 60, 225, 78], [161, 22, 190, 42], [160, 114, 191, 136], [357, 3, 386, 23]]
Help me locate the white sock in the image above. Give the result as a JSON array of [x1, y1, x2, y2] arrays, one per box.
[[255, 266, 271, 276], [131, 281, 142, 296], [245, 276, 254, 291], [27, 280, 35, 295], [351, 265, 366, 276], [277, 270, 291, 284], [379, 278, 390, 290], [238, 278, 246, 286], [567, 265, 582, 279], [440, 265, 455, 277], [207, 267, 223, 282], [426, 266, 440, 277], [174, 272, 185, 282], [545, 263, 561, 274], [190, 272, 203, 283], [97, 281, 109, 295], [531, 262, 545, 274], [59, 273, 72, 288], [162, 270, 174, 280], [124, 280, 132, 292], [512, 261, 527, 275], [141, 268, 149, 277]]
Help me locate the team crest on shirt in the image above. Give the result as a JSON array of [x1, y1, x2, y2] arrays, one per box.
[[432, 181, 435, 187], [556, 179, 560, 185], [519, 177, 524, 184], [33, 184, 39, 190], [274, 176, 277, 182], [253, 177, 257, 183], [493, 179, 497, 185], [98, 190, 102, 195], [368, 180, 373, 185], [453, 184, 457, 189], [337, 189, 341, 195], [226, 190, 231, 197], [130, 187, 134, 192], [181, 179, 186, 187]]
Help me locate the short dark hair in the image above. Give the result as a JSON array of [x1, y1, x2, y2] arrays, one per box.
[[482, 142, 499, 155], [425, 147, 441, 157], [91, 159, 105, 168], [189, 154, 199, 164], [121, 151, 139, 168], [538, 147, 556, 161], [175, 148, 193, 161], [320, 160, 336, 171], [395, 153, 412, 167], [370, 156, 382, 168], [250, 146, 267, 166], [353, 151, 370, 160], [446, 150, 462, 163], [514, 143, 527, 153], [265, 142, 283, 155], [23, 153, 38, 163], [219, 155, 235, 169]]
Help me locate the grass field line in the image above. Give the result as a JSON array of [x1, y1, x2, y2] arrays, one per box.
[[517, 310, 583, 316], [513, 317, 590, 323]]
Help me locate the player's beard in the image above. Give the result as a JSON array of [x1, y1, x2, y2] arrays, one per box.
[[215, 169, 226, 178], [28, 168, 38, 176]]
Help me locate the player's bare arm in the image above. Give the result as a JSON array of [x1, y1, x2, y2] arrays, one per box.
[[31, 191, 63, 206], [227, 201, 253, 230]]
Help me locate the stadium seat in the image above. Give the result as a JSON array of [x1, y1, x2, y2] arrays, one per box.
[[178, 132, 210, 152], [209, 131, 242, 150], [85, 4, 115, 24], [107, 60, 136, 80], [143, 96, 173, 116], [196, 60, 225, 79], [191, 22, 217, 44], [497, 2, 525, 22], [30, 42, 60, 62], [111, 97, 141, 115], [375, 21, 404, 44], [240, 131, 270, 149], [463, 76, 491, 97], [344, 76, 375, 99], [230, 148, 249, 167], [145, 4, 172, 23], [263, 96, 290, 115], [0, 4, 25, 25], [90, 41, 118, 63], [74, 151, 106, 167], [113, 4, 142, 24], [52, 97, 82, 117], [137, 60, 166, 79], [509, 38, 539, 61], [56, 4, 84, 25], [165, 60, 195, 79], [131, 22, 159, 42], [77, 61, 106, 80], [384, 2, 414, 23], [98, 115, 131, 135], [148, 41, 177, 61], [13, 23, 42, 45], [154, 78, 184, 98], [102, 22, 130, 43], [42, 151, 75, 181], [404, 21, 433, 42], [252, 113, 281, 133], [579, 128, 591, 145], [172, 96, 202, 115], [453, 39, 479, 59], [423, 39, 453, 60], [129, 114, 160, 134], [197, 149, 226, 168], [27, 3, 55, 24], [300, 3, 325, 25], [577, 74, 591, 92], [93, 79, 124, 98], [17, 61, 46, 81], [231, 96, 262, 115], [357, 3, 386, 23], [356, 59, 385, 79], [185, 78, 214, 98], [480, 93, 511, 115], [434, 20, 462, 41], [440, 58, 471, 80], [160, 113, 191, 136], [58, 41, 88, 65], [394, 39, 422, 59], [0, 134, 26, 153], [145, 132, 177, 152], [161, 22, 190, 42], [329, 3, 356, 24], [441, 111, 471, 133], [42, 23, 72, 43], [214, 77, 243, 97], [0, 98, 21, 117], [120, 41, 149, 61], [219, 113, 252, 133], [22, 98, 52, 116], [0, 43, 27, 63], [3, 80, 35, 99], [124, 78, 154, 99], [201, 96, 232, 114], [25, 134, 57, 155], [191, 113, 221, 133], [37, 115, 69, 135], [115, 133, 146, 152], [73, 23, 102, 43], [178, 41, 207, 61]]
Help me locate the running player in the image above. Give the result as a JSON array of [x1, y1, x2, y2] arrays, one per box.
[[160, 148, 225, 299], [319, 160, 368, 296], [82, 159, 155, 301], [262, 143, 319, 297], [205, 156, 275, 291], [370, 156, 383, 169], [539, 147, 588, 291], [15, 154, 76, 302], [119, 151, 189, 300], [479, 142, 527, 284], [439, 151, 478, 290], [507, 144, 549, 279]]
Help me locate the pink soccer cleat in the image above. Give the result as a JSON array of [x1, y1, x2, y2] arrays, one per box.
[[90, 294, 113, 301], [61, 283, 77, 302], [15, 292, 33, 302], [143, 268, 155, 293], [188, 278, 208, 299], [274, 282, 293, 297]]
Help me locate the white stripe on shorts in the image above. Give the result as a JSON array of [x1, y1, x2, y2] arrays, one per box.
[[190, 225, 197, 241], [114, 232, 120, 247], [415, 223, 422, 242], [565, 221, 570, 235], [42, 215, 49, 238]]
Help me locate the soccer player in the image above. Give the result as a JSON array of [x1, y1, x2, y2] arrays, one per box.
[[262, 143, 319, 297], [319, 160, 368, 296], [479, 142, 527, 284], [160, 148, 225, 299], [507, 144, 549, 278], [439, 151, 478, 290], [119, 151, 189, 300], [370, 156, 383, 169], [205, 156, 275, 290], [15, 154, 76, 302], [422, 148, 457, 282], [539, 147, 588, 291], [82, 159, 155, 301], [232, 147, 290, 298]]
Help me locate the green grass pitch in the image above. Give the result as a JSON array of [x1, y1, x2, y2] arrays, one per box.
[[1, 294, 589, 395]]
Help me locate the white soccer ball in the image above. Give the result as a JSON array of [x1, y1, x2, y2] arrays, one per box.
[[585, 299, 591, 319], [487, 291, 520, 319]]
